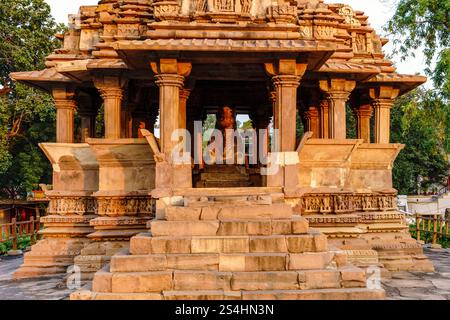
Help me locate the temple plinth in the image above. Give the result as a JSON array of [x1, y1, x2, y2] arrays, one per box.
[[10, 0, 434, 300]]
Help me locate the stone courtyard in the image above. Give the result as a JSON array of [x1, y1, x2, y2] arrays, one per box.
[[0, 247, 448, 300]]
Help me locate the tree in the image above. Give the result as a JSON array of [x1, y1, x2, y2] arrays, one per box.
[[0, 0, 64, 198], [385, 0, 450, 99], [391, 88, 449, 194]]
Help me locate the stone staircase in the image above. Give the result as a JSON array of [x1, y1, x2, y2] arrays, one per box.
[[195, 165, 253, 188], [73, 189, 385, 300]]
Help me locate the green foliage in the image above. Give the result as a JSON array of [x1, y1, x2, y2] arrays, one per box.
[[385, 0, 450, 98], [409, 224, 449, 249], [391, 89, 449, 194], [0, 235, 32, 255], [0, 0, 63, 198]]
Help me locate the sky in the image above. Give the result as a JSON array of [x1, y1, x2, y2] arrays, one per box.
[[44, 0, 426, 76]]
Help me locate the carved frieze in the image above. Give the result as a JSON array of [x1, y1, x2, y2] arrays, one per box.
[[301, 193, 397, 215], [96, 196, 155, 217], [48, 196, 96, 216], [153, 0, 182, 22], [267, 3, 297, 24]]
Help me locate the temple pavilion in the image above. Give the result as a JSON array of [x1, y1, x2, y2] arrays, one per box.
[[10, 0, 434, 300]]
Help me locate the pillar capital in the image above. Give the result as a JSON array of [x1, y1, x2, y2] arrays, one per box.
[[155, 74, 185, 88], [369, 86, 400, 101], [272, 75, 302, 88], [354, 104, 374, 117], [180, 88, 192, 100], [52, 86, 76, 109], [264, 59, 307, 78], [150, 58, 192, 77], [319, 78, 356, 140], [93, 75, 128, 93], [319, 78, 356, 99]]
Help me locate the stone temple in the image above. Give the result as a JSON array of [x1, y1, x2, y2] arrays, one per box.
[[10, 0, 434, 300]]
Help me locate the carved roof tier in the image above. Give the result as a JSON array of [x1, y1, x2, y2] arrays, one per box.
[[10, 0, 427, 94]]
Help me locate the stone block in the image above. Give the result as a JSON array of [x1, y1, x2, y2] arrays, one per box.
[[173, 271, 232, 291], [150, 237, 191, 254], [200, 206, 221, 220], [288, 252, 334, 270], [191, 237, 223, 253], [163, 290, 241, 300], [165, 207, 202, 220], [110, 254, 167, 273], [292, 216, 309, 234], [223, 237, 250, 253], [111, 272, 173, 293], [247, 221, 272, 235], [217, 220, 248, 236], [231, 272, 299, 290], [129, 233, 152, 255], [150, 221, 219, 236], [217, 204, 292, 220], [300, 270, 341, 290], [166, 254, 219, 270], [92, 268, 112, 293], [271, 220, 292, 235], [249, 236, 288, 253], [220, 254, 287, 272], [285, 235, 315, 253]]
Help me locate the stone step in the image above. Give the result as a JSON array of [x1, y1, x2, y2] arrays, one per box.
[[185, 194, 278, 207], [129, 232, 325, 256], [109, 250, 335, 274], [174, 187, 283, 197], [200, 173, 249, 181], [164, 203, 293, 221], [147, 216, 308, 238], [198, 181, 253, 188], [95, 267, 364, 294], [87, 288, 384, 300]]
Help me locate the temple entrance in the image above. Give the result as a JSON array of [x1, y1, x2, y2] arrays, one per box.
[[185, 79, 272, 189]]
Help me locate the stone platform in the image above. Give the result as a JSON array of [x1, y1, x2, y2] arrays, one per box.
[[70, 189, 385, 300], [1, 248, 449, 300]]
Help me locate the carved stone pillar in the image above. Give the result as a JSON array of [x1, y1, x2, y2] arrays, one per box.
[[179, 89, 191, 131], [354, 104, 373, 143], [265, 60, 306, 151], [370, 86, 399, 144], [151, 59, 193, 192], [265, 60, 306, 190], [305, 107, 320, 138], [319, 99, 330, 139], [319, 79, 356, 139], [52, 86, 76, 143], [93, 75, 128, 139]]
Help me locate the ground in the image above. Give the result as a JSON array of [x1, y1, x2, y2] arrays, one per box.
[[0, 248, 448, 300]]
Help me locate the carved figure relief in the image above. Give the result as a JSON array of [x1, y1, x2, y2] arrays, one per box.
[[338, 5, 361, 27], [195, 0, 208, 12], [356, 33, 366, 52], [214, 0, 234, 11], [241, 0, 252, 13]]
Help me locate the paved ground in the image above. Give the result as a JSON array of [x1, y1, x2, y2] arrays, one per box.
[[0, 256, 74, 300], [382, 248, 450, 300], [0, 248, 448, 300]]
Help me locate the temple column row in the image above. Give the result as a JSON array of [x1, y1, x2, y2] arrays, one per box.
[[298, 84, 399, 144]]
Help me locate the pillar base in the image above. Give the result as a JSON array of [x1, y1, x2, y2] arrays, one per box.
[[13, 211, 97, 279]]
